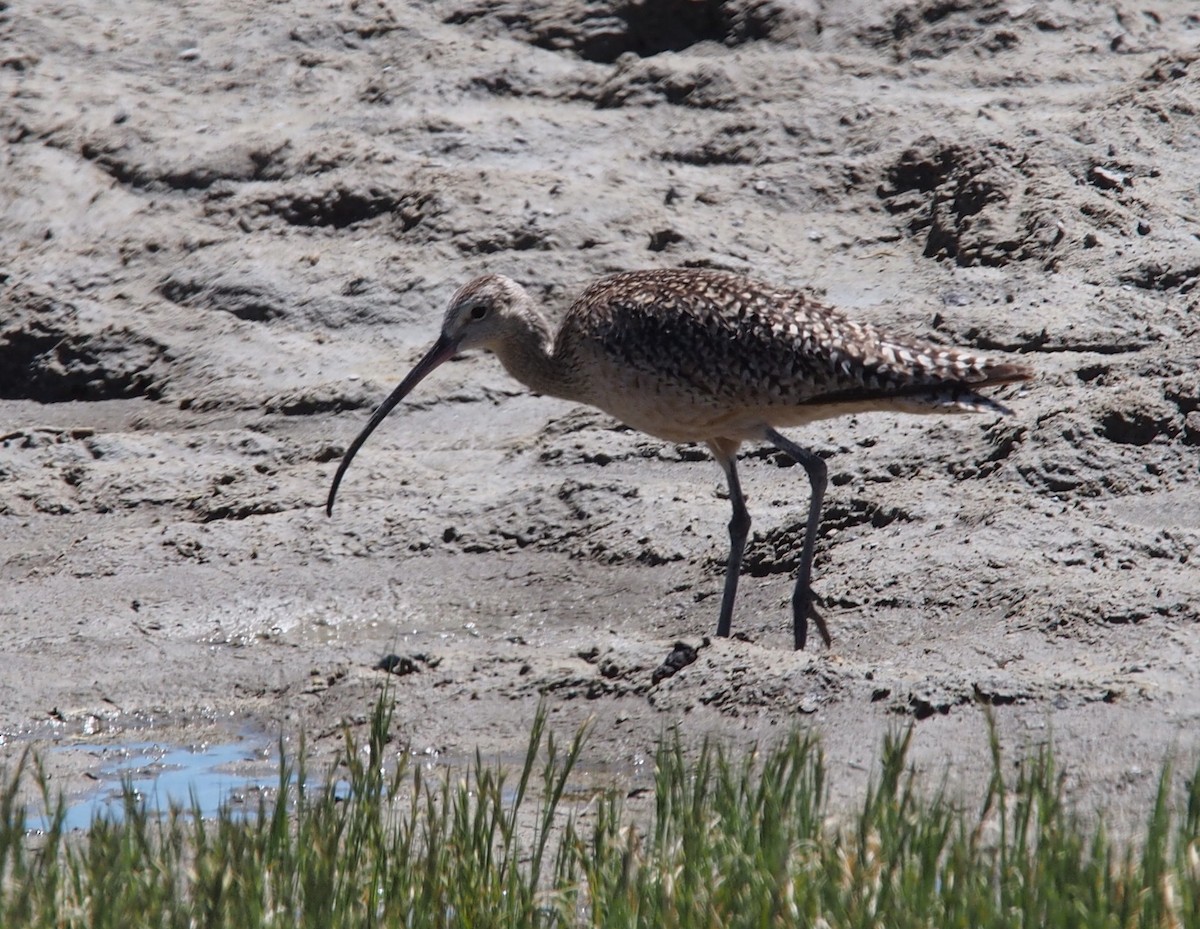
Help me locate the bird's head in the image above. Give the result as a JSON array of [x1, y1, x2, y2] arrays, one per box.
[[440, 274, 534, 353], [325, 274, 539, 516]]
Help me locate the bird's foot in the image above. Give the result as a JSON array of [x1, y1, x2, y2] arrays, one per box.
[[793, 589, 832, 651]]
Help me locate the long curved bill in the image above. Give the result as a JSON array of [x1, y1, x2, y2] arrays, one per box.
[[326, 334, 460, 516]]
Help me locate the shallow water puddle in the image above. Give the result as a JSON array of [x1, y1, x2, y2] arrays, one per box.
[[31, 740, 275, 832], [24, 735, 649, 834]]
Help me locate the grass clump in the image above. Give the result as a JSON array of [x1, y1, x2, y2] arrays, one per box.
[[2, 700, 1199, 928]]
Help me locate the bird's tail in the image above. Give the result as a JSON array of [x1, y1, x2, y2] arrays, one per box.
[[971, 361, 1036, 387], [889, 359, 1033, 416]]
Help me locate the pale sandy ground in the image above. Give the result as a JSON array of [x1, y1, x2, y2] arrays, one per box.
[[2, 0, 1199, 835]]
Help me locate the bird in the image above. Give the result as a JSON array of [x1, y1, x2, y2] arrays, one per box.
[[326, 268, 1032, 650]]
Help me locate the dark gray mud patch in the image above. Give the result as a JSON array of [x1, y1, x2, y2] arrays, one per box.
[[586, 57, 737, 109], [1118, 261, 1200, 293], [75, 135, 289, 192], [263, 385, 377, 416], [733, 499, 909, 578], [222, 184, 434, 232], [159, 275, 287, 323], [1109, 52, 1200, 143], [855, 0, 1031, 62], [659, 121, 762, 165], [268, 186, 409, 228], [0, 285, 169, 402], [455, 225, 556, 255], [878, 136, 1062, 267]]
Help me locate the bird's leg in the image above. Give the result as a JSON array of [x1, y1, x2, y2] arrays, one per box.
[[763, 428, 832, 650], [708, 440, 750, 639]]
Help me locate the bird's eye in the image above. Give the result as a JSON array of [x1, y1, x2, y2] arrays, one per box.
[[470, 304, 488, 321]]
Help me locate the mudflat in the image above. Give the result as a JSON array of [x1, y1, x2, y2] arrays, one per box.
[[2, 1, 1198, 828]]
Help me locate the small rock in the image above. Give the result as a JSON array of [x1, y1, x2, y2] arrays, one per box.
[[179, 46, 201, 60], [651, 641, 698, 684], [647, 228, 684, 252], [376, 654, 419, 676], [1088, 165, 1129, 190]]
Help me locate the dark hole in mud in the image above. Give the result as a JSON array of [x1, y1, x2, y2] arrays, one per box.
[[443, 0, 789, 63], [1098, 410, 1169, 446], [605, 0, 772, 59], [267, 187, 415, 229], [883, 139, 963, 193]]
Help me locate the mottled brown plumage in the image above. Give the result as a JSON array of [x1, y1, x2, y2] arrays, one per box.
[[328, 267, 1032, 650]]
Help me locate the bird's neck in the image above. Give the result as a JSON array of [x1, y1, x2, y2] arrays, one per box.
[[492, 311, 580, 402]]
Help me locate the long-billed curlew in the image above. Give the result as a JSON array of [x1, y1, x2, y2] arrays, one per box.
[[327, 268, 1032, 650]]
